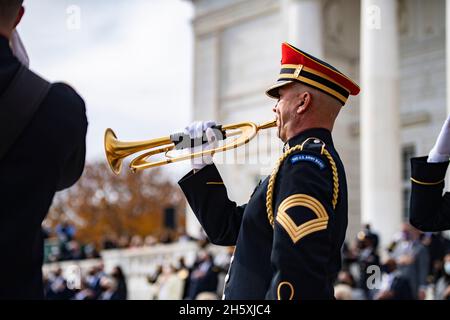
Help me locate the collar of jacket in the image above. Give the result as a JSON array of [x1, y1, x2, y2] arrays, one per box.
[[0, 35, 13, 59], [283, 127, 334, 152]]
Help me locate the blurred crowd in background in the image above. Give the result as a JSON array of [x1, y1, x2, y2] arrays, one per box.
[[43, 222, 99, 262], [44, 264, 127, 300], [43, 222, 194, 263], [336, 224, 450, 300], [43, 223, 450, 300], [146, 244, 232, 300], [43, 239, 231, 301]]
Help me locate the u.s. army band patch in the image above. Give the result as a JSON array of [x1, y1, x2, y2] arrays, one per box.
[[290, 154, 326, 170]]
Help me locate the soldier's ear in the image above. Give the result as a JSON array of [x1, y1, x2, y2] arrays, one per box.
[[13, 6, 25, 28], [296, 92, 312, 114]]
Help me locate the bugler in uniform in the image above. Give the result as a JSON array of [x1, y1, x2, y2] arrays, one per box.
[[179, 43, 360, 299]]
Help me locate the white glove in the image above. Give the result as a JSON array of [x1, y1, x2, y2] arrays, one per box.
[[428, 115, 450, 163], [10, 29, 29, 67], [184, 121, 219, 171]]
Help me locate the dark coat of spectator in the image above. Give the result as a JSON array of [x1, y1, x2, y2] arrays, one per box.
[[186, 253, 218, 299], [112, 266, 127, 300]]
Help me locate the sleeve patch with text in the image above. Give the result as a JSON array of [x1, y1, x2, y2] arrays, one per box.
[[290, 154, 326, 170]]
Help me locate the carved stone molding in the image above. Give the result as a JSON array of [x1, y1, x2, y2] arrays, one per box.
[[350, 111, 432, 137], [323, 0, 345, 47], [192, 0, 280, 36]]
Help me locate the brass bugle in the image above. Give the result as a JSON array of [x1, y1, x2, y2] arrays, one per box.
[[104, 119, 277, 175]]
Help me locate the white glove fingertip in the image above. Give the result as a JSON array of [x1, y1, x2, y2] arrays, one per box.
[[185, 122, 196, 137], [204, 121, 216, 130], [428, 148, 450, 163], [195, 122, 205, 139], [205, 128, 215, 142]]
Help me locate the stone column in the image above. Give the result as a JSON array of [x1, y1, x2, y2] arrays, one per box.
[[447, 1, 450, 115], [185, 33, 221, 239], [281, 0, 324, 58], [360, 0, 402, 247], [446, 0, 450, 190]]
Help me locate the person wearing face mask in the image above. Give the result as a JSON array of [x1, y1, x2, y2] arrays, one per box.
[[435, 253, 450, 300], [178, 43, 360, 300], [0, 1, 87, 299], [375, 258, 413, 300]]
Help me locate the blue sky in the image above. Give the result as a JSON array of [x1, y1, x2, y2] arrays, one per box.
[[18, 0, 194, 176]]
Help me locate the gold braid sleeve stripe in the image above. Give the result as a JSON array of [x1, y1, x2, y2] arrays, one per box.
[[266, 140, 339, 228], [276, 194, 329, 244], [410, 177, 445, 186]]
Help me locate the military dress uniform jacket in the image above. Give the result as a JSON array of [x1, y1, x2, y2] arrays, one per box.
[[0, 36, 87, 299], [179, 128, 348, 300], [410, 156, 450, 232]]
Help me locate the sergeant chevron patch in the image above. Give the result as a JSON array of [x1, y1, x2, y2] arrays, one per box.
[[276, 194, 329, 244]]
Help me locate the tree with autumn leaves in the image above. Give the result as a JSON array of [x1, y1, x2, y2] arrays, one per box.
[[46, 162, 186, 246]]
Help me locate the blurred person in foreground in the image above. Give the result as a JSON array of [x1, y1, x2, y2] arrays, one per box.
[[72, 280, 96, 301], [45, 268, 75, 300], [435, 252, 450, 300], [98, 276, 119, 301], [179, 43, 360, 299], [186, 251, 219, 300], [155, 265, 185, 300], [421, 232, 450, 283], [374, 258, 413, 300], [362, 224, 379, 251], [0, 0, 87, 299], [390, 224, 429, 299], [355, 230, 380, 299], [111, 266, 127, 300], [334, 270, 365, 300]]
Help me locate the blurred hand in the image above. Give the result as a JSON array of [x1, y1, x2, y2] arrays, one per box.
[[443, 285, 450, 299], [10, 29, 29, 67], [397, 254, 414, 266], [184, 121, 219, 171], [428, 114, 450, 163], [417, 288, 427, 300], [375, 290, 394, 300]]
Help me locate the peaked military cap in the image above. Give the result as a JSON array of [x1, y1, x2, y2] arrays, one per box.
[[266, 42, 360, 105]]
